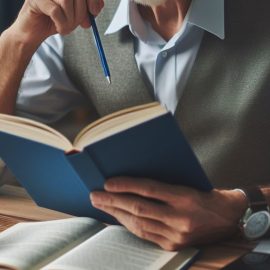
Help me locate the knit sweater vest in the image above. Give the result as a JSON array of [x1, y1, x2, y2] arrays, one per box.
[[63, 0, 270, 188]]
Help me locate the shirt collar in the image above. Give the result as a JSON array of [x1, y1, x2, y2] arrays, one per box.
[[105, 0, 225, 40]]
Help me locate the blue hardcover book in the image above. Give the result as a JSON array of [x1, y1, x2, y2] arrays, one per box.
[[0, 103, 212, 224]]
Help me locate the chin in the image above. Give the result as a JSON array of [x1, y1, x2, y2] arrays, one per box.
[[133, 0, 167, 7]]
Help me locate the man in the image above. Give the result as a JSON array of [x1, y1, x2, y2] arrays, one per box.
[[1, 0, 270, 251]]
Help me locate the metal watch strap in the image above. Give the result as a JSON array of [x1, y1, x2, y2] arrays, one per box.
[[242, 186, 268, 213]]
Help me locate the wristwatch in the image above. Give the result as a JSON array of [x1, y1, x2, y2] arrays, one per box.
[[239, 186, 270, 240]]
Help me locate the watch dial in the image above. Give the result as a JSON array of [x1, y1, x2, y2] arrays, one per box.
[[244, 211, 270, 240]]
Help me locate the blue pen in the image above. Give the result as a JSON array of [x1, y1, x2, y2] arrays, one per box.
[[89, 14, 111, 84]]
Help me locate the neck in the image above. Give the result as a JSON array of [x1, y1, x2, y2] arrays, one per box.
[[138, 0, 192, 41]]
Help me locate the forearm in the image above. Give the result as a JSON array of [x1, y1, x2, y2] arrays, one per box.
[[0, 0, 103, 115], [0, 26, 38, 114]]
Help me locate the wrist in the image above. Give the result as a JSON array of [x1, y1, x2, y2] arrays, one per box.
[[2, 24, 42, 57], [215, 189, 248, 224], [0, 25, 39, 114], [231, 189, 249, 216], [238, 186, 270, 240]]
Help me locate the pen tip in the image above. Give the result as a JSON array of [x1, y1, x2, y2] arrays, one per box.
[[106, 76, 111, 85]]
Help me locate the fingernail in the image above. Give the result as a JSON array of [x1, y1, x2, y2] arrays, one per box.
[[90, 193, 99, 202], [92, 202, 103, 208], [91, 192, 107, 204], [104, 180, 114, 191], [104, 182, 109, 190]]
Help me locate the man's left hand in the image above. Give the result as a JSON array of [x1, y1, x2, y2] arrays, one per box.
[[90, 177, 247, 251]]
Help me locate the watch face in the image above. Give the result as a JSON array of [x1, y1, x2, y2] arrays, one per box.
[[244, 211, 270, 240]]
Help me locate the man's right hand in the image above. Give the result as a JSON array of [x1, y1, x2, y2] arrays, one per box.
[[12, 0, 104, 46], [0, 0, 104, 115]]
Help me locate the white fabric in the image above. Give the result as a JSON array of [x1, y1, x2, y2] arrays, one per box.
[[106, 0, 224, 112]]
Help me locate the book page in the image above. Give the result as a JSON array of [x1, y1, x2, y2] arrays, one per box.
[[0, 103, 164, 153], [0, 217, 105, 270], [0, 117, 72, 152], [43, 226, 197, 270], [74, 103, 167, 150]]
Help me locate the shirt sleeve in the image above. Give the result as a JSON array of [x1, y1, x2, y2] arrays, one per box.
[[16, 34, 86, 124]]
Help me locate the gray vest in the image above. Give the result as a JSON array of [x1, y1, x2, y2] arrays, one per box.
[[63, 0, 270, 188]]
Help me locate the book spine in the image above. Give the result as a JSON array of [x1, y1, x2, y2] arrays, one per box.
[[67, 151, 119, 224], [66, 151, 105, 192]]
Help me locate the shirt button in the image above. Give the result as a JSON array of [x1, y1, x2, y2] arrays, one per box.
[[162, 51, 168, 58]]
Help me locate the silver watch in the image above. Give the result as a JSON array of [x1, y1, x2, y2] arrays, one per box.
[[239, 186, 270, 240], [242, 208, 270, 240]]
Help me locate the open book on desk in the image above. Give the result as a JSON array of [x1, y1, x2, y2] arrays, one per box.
[[0, 217, 200, 270], [0, 102, 212, 224]]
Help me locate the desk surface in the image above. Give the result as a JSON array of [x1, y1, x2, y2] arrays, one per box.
[[0, 185, 257, 270]]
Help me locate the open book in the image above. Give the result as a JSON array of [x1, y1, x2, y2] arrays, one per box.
[[0, 103, 166, 152], [0, 217, 199, 270], [0, 103, 211, 223]]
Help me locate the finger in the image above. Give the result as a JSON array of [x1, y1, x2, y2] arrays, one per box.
[[91, 192, 174, 224], [93, 204, 181, 251], [74, 0, 89, 27], [105, 177, 181, 202], [141, 232, 181, 251], [88, 0, 104, 16], [91, 192, 195, 234], [52, 0, 75, 24], [34, 1, 67, 34]]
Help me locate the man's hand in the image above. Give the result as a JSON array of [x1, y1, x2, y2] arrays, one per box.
[[91, 177, 248, 251], [13, 0, 104, 46], [0, 0, 104, 114]]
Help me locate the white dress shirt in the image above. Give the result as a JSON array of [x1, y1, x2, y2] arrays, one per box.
[[16, 0, 224, 123]]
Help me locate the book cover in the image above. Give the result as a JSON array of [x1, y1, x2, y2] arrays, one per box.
[[0, 112, 212, 224]]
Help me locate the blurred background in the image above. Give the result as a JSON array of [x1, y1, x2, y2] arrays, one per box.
[[0, 1, 24, 33]]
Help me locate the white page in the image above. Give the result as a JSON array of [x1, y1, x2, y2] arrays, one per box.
[[44, 226, 182, 270], [0, 217, 105, 270]]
